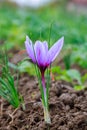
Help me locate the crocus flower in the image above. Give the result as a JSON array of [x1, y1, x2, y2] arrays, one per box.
[[25, 35, 64, 124], [25, 35, 64, 72]]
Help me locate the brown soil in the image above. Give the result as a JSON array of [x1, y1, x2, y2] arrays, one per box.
[[0, 74, 87, 130], [0, 51, 87, 130]]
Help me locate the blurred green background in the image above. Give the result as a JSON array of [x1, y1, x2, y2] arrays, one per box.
[[0, 0, 87, 50], [0, 0, 87, 69], [0, 0, 87, 89]]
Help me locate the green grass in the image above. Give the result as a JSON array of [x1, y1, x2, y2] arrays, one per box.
[[0, 2, 87, 50], [0, 51, 23, 108]]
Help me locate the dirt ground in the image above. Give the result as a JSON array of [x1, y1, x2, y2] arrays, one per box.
[[0, 48, 87, 130], [0, 71, 87, 130]]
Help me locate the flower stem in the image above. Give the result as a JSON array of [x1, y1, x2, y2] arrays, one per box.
[[41, 71, 46, 100], [44, 106, 51, 124], [41, 71, 51, 124]]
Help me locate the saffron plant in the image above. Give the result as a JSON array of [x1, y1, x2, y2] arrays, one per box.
[[0, 52, 24, 109], [25, 36, 64, 124]]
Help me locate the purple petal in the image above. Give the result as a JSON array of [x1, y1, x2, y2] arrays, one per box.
[[42, 41, 48, 52], [34, 41, 47, 66], [26, 35, 32, 45], [47, 37, 64, 64], [25, 36, 36, 63]]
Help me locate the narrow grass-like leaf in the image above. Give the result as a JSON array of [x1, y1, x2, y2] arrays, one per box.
[[0, 52, 23, 108]]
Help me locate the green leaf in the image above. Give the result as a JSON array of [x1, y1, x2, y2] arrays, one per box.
[[74, 85, 85, 91], [66, 69, 82, 85], [0, 52, 23, 108], [51, 66, 62, 74], [18, 61, 36, 76], [82, 73, 87, 84]]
